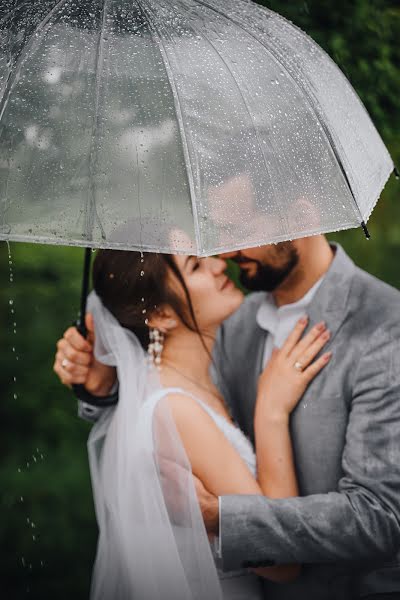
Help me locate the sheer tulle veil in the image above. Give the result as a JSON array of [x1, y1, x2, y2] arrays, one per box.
[[87, 291, 223, 600]]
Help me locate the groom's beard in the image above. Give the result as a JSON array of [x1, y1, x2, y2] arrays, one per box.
[[235, 247, 299, 292]]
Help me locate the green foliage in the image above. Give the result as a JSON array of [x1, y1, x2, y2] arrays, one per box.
[[262, 0, 400, 143], [0, 2, 399, 599], [0, 244, 96, 599]]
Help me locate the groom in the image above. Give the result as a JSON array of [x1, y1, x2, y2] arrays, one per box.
[[55, 234, 400, 600]]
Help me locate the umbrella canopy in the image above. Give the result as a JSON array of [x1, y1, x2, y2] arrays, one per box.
[[0, 0, 394, 256]]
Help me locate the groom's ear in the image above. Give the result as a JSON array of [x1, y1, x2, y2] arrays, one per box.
[[147, 306, 178, 333]]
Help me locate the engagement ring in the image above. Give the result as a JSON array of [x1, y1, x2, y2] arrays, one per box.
[[294, 361, 304, 372]]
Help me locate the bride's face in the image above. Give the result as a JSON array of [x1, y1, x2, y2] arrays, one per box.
[[171, 255, 244, 330]]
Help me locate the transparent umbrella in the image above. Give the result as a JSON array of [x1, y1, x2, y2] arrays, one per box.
[[0, 0, 395, 256], [0, 0, 396, 344]]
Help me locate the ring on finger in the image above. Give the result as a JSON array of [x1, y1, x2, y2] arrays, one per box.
[[61, 358, 69, 369], [293, 361, 304, 372]]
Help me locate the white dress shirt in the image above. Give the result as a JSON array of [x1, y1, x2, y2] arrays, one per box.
[[217, 274, 325, 559], [257, 276, 324, 367]]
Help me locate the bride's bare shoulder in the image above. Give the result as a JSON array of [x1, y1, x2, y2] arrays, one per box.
[[161, 391, 222, 442], [164, 391, 209, 420]]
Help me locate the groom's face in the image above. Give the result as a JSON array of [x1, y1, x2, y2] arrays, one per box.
[[220, 242, 299, 292]]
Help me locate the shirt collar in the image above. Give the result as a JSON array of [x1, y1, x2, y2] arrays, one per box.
[[256, 275, 324, 335]]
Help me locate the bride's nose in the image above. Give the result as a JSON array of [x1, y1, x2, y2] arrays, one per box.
[[209, 256, 227, 275]]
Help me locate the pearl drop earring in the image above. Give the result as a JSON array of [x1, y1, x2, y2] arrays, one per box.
[[148, 328, 164, 369]]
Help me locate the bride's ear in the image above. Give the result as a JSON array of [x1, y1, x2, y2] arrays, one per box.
[[147, 306, 178, 334]]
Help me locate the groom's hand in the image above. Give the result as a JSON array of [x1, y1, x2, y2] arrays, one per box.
[[193, 475, 219, 536], [54, 313, 117, 396]]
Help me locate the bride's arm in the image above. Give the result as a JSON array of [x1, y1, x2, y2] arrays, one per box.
[[255, 318, 330, 497], [252, 318, 331, 581]]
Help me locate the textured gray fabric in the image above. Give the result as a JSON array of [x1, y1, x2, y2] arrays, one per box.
[[214, 244, 400, 600]]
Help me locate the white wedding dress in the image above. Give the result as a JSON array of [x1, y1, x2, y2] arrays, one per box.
[[87, 291, 263, 600]]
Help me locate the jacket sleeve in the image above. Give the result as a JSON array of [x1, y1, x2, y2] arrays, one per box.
[[78, 401, 106, 423], [77, 381, 119, 423], [220, 325, 400, 570]]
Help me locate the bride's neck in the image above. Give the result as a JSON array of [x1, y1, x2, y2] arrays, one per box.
[[161, 326, 215, 382]]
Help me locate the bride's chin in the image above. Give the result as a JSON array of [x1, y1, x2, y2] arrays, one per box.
[[224, 290, 245, 318]]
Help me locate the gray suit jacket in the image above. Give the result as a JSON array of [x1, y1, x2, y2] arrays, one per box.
[[213, 244, 400, 599]]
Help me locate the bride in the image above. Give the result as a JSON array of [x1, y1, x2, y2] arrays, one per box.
[[54, 249, 331, 600]]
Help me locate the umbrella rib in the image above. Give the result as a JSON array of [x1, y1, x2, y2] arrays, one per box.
[[198, 0, 366, 227], [84, 0, 109, 243], [137, 0, 202, 255], [0, 0, 70, 124]]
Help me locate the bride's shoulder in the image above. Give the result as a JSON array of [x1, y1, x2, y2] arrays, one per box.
[[162, 390, 217, 431]]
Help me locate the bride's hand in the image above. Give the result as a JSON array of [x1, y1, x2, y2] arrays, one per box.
[[256, 317, 332, 424], [54, 313, 117, 396]]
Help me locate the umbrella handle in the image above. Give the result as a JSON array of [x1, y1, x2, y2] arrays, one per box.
[[72, 247, 118, 407], [75, 247, 92, 338]]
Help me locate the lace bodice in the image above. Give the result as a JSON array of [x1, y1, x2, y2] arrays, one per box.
[[194, 398, 257, 477]]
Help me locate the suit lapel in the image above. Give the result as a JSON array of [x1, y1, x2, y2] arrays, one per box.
[[297, 245, 356, 408], [240, 326, 267, 442], [307, 245, 355, 344]]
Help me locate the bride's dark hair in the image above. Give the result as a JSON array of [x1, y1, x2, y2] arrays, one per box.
[[92, 249, 203, 350]]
